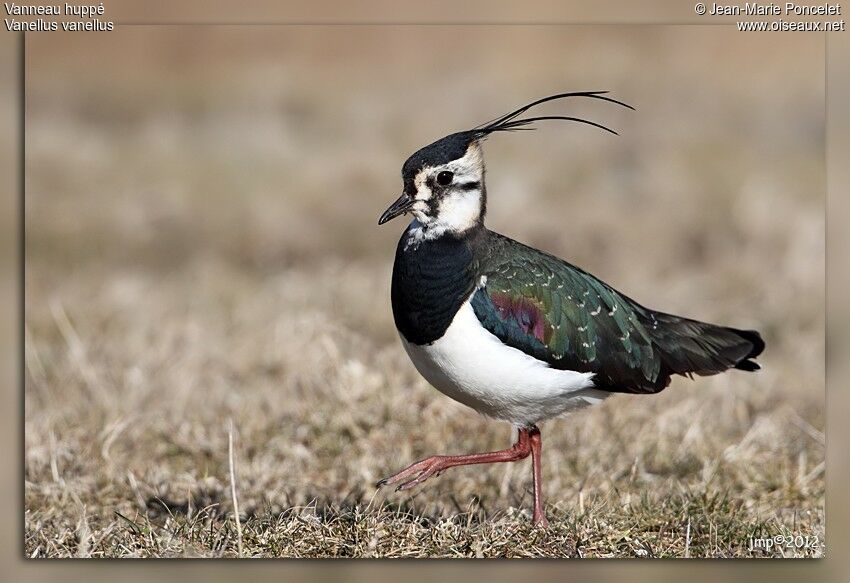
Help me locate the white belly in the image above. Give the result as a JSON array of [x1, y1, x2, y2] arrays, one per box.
[[400, 299, 610, 426]]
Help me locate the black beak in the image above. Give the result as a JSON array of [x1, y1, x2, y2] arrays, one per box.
[[378, 193, 414, 225]]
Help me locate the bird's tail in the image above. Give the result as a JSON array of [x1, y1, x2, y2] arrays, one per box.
[[647, 311, 765, 377]]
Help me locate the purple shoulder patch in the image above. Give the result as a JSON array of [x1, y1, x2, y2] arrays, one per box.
[[489, 292, 551, 344]]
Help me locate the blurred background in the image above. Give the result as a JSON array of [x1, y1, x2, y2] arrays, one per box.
[[22, 26, 824, 557]]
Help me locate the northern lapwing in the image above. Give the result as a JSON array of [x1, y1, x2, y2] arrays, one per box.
[[376, 92, 764, 527]]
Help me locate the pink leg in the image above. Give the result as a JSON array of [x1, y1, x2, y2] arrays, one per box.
[[377, 428, 532, 491], [528, 426, 549, 527]]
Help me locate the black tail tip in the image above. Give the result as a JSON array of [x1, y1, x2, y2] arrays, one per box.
[[735, 329, 765, 371], [735, 359, 761, 372]]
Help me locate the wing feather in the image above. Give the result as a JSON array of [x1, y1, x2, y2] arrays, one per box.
[[471, 235, 666, 393], [470, 232, 763, 393]]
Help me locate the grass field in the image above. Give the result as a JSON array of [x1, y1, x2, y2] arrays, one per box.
[[24, 27, 824, 558]]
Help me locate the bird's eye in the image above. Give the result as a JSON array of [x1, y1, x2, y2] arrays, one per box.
[[436, 171, 454, 186]]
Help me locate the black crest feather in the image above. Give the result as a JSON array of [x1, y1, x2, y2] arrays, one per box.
[[400, 91, 634, 183], [472, 91, 634, 137]]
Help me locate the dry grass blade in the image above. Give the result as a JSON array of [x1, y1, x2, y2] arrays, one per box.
[[228, 419, 244, 558]]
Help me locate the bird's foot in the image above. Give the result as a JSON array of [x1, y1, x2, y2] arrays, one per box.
[[376, 455, 450, 491], [532, 510, 549, 528]]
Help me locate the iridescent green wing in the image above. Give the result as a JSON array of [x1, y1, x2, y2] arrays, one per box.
[[471, 236, 666, 393]]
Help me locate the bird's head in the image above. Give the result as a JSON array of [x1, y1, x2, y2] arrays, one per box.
[[379, 131, 486, 237], [378, 91, 633, 238]]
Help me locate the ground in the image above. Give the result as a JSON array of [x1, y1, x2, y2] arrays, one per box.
[[23, 27, 824, 558]]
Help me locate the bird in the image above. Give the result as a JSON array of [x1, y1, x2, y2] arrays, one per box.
[[375, 91, 764, 527]]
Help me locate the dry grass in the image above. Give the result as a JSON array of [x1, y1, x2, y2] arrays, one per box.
[[24, 27, 824, 558]]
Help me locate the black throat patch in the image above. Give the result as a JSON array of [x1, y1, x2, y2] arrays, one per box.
[[390, 225, 478, 345]]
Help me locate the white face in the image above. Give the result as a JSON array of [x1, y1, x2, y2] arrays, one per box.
[[409, 142, 486, 238]]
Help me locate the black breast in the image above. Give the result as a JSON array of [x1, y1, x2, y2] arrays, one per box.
[[391, 228, 477, 345]]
